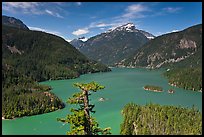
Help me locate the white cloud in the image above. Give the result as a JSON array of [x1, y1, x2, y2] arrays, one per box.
[[94, 23, 107, 27], [45, 9, 53, 15], [28, 26, 45, 31], [126, 4, 148, 13], [165, 29, 180, 34], [80, 37, 88, 42], [71, 4, 148, 37], [121, 4, 149, 19], [3, 2, 42, 14], [2, 2, 63, 18], [155, 29, 180, 36], [65, 39, 72, 42], [3, 2, 39, 9], [45, 9, 63, 18], [28, 26, 62, 36], [171, 29, 179, 33], [72, 22, 120, 36], [163, 7, 182, 13], [72, 28, 89, 36], [100, 28, 105, 30], [89, 22, 112, 28]]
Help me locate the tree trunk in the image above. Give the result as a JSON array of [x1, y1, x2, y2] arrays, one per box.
[[83, 89, 92, 135]]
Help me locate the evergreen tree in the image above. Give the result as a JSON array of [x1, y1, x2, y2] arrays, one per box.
[[57, 81, 111, 135], [120, 103, 202, 135]]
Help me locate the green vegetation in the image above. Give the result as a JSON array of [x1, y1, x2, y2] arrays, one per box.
[[122, 24, 202, 92], [2, 25, 111, 82], [2, 21, 110, 119], [2, 86, 65, 119], [2, 64, 65, 119], [57, 82, 111, 135], [164, 67, 202, 91], [2, 15, 29, 30], [144, 85, 163, 92], [122, 24, 202, 69], [120, 103, 202, 135]]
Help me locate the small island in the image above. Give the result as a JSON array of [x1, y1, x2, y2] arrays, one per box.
[[168, 89, 175, 94], [98, 97, 106, 102], [143, 85, 163, 92]]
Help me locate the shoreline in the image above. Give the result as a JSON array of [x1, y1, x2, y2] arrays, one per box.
[[2, 107, 65, 120], [2, 117, 12, 120], [143, 87, 163, 92], [168, 82, 202, 93]]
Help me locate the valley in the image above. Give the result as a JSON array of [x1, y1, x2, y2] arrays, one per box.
[[2, 2, 202, 135]]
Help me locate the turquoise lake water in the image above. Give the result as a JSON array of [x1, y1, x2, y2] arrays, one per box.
[[2, 68, 202, 135]]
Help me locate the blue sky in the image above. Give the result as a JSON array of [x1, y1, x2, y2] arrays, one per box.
[[2, 2, 202, 42]]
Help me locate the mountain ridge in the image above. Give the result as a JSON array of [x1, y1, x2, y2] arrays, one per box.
[[118, 24, 202, 69], [2, 16, 110, 119], [2, 15, 29, 30], [78, 23, 155, 65]]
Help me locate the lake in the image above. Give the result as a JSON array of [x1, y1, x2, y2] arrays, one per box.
[[2, 68, 202, 135]]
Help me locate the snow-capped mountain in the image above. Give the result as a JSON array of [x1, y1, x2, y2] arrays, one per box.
[[114, 23, 135, 32], [105, 23, 154, 39], [79, 23, 155, 65]]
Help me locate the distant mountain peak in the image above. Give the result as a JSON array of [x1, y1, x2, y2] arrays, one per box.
[[79, 22, 155, 65], [114, 23, 135, 32], [104, 23, 154, 40], [2, 15, 29, 30], [120, 23, 135, 29], [105, 23, 136, 33], [70, 38, 85, 49]]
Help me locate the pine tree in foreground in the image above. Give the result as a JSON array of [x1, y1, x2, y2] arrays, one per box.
[[57, 81, 111, 135]]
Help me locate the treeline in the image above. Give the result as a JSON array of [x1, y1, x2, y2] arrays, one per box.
[[120, 103, 202, 135], [164, 67, 202, 91], [2, 66, 65, 119], [144, 85, 163, 92], [2, 87, 65, 119], [2, 24, 110, 119], [2, 25, 111, 82]]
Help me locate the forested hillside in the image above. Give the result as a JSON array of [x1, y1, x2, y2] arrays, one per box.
[[120, 24, 202, 92], [121, 24, 202, 69], [2, 18, 110, 119], [120, 103, 202, 135]]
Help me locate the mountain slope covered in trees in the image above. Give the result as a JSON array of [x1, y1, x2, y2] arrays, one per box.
[[119, 24, 202, 91], [120, 24, 202, 69], [120, 103, 202, 135], [2, 16, 110, 119]]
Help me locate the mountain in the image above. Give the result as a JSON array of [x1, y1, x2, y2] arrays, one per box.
[[119, 24, 202, 92], [2, 16, 110, 119], [79, 23, 155, 65], [2, 25, 111, 82], [2, 15, 29, 30], [120, 24, 202, 69], [70, 38, 85, 49]]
